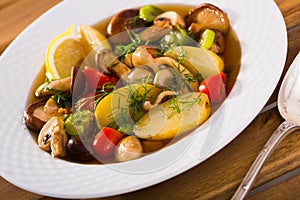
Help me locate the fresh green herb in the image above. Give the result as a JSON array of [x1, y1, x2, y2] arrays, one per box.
[[129, 15, 141, 28], [115, 28, 147, 61], [47, 88, 71, 109]]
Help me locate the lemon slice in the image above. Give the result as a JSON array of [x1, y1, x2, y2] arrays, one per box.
[[45, 25, 86, 80], [78, 25, 111, 53], [165, 46, 224, 79]]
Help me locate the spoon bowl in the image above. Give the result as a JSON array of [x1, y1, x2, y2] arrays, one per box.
[[232, 51, 300, 200]]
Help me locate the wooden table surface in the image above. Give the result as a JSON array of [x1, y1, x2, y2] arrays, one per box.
[[0, 0, 299, 199]]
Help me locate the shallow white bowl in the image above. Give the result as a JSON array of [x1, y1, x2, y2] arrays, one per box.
[[0, 0, 287, 198]]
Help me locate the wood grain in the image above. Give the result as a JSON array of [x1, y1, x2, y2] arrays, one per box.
[[0, 0, 60, 54], [0, 0, 299, 200]]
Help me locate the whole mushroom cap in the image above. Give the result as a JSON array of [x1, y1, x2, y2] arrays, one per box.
[[185, 3, 230, 34]]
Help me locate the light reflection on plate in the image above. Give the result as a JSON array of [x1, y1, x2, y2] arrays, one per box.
[[0, 0, 287, 198]]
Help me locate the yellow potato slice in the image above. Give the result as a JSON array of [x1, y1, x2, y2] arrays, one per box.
[[133, 92, 211, 140]]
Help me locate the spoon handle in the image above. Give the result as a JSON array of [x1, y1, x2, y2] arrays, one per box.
[[231, 121, 299, 200]]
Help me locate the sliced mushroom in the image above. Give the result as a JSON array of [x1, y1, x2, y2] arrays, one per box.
[[132, 46, 155, 67], [38, 116, 68, 158], [43, 98, 69, 117], [153, 57, 199, 91], [107, 9, 147, 44], [123, 53, 134, 68], [96, 49, 131, 81], [143, 91, 177, 111], [185, 3, 230, 35], [138, 11, 186, 43], [115, 135, 143, 162], [138, 26, 172, 43], [210, 30, 225, 53], [35, 76, 71, 98], [154, 11, 186, 28], [95, 49, 115, 74], [23, 99, 52, 132], [127, 65, 155, 84]]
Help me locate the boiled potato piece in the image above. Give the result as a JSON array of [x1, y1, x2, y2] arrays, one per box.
[[133, 92, 211, 140], [95, 84, 163, 130], [164, 46, 224, 79]]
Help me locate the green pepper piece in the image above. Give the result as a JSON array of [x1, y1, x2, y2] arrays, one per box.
[[199, 29, 215, 50], [139, 5, 163, 23]]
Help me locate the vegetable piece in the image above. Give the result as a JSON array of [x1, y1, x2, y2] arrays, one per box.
[[38, 116, 68, 158], [23, 99, 51, 132], [94, 84, 163, 132], [198, 72, 226, 102], [82, 66, 118, 91], [92, 127, 123, 158], [164, 46, 224, 79], [115, 135, 143, 162], [139, 5, 163, 23], [67, 136, 94, 161], [199, 29, 215, 50], [64, 110, 94, 136], [133, 92, 211, 140]]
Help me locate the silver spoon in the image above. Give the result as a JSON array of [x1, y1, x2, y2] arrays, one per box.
[[232, 51, 300, 200]]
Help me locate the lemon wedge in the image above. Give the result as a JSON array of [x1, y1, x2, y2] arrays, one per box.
[[78, 25, 111, 53], [45, 25, 86, 80]]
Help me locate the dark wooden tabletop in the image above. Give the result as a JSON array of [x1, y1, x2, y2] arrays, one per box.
[[0, 0, 299, 199]]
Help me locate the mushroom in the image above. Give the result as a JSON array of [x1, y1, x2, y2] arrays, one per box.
[[210, 30, 226, 53], [138, 11, 185, 43], [131, 46, 155, 67], [23, 99, 52, 132], [153, 57, 199, 91], [115, 135, 143, 162], [96, 49, 132, 81], [38, 116, 68, 158], [142, 90, 177, 111], [35, 76, 71, 98], [127, 65, 155, 84], [185, 3, 230, 35], [154, 11, 186, 28], [138, 26, 171, 43], [107, 9, 147, 44]]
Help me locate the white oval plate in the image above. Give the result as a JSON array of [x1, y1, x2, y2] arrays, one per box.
[[0, 0, 287, 198]]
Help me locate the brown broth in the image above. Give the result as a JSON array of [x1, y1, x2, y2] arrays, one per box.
[[26, 3, 241, 164]]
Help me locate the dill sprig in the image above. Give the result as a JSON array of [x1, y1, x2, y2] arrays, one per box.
[[47, 88, 71, 109], [115, 28, 148, 61]]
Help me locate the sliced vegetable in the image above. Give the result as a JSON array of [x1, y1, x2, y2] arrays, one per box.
[[139, 5, 163, 23], [164, 46, 224, 79], [199, 29, 215, 50], [92, 127, 123, 158], [94, 84, 163, 131], [198, 72, 226, 102], [133, 92, 211, 140], [82, 66, 118, 91]]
